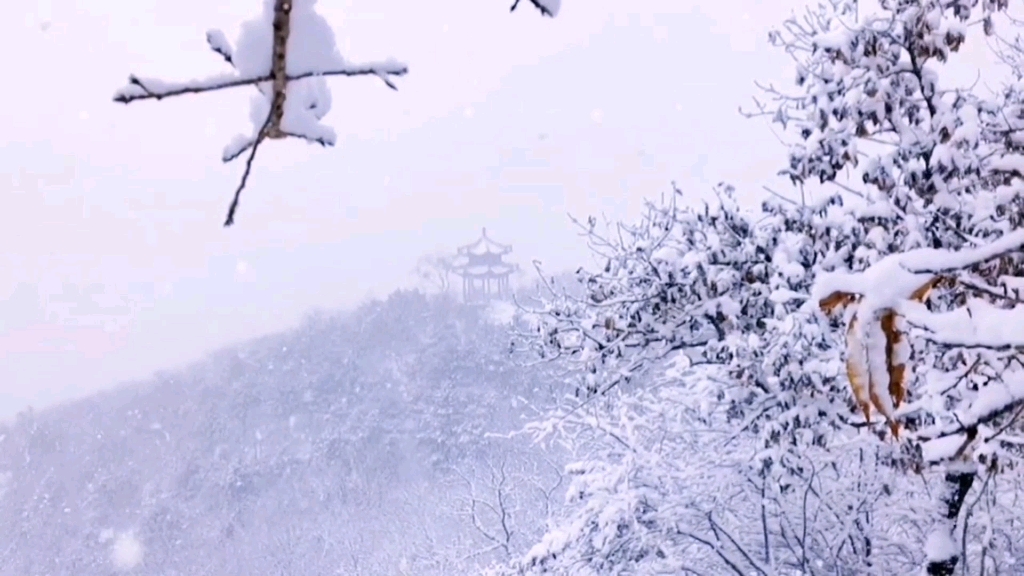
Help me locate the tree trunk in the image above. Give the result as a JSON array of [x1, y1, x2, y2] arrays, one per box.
[[925, 470, 975, 576]]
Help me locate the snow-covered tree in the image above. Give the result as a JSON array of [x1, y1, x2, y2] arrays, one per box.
[[500, 184, 1024, 576], [810, 230, 1024, 574], [493, 189, 915, 574], [756, 0, 1024, 572], [415, 252, 456, 294], [498, 1, 1024, 562], [498, 0, 1024, 571]]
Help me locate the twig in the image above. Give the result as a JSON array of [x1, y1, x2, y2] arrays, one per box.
[[986, 402, 1024, 444], [957, 277, 1024, 305], [224, 113, 273, 226]]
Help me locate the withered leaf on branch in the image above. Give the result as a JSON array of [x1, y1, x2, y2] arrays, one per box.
[[818, 291, 859, 315], [845, 315, 874, 424], [818, 276, 939, 439]]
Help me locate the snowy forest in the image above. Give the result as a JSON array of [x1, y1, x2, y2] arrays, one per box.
[[7, 0, 1024, 574]]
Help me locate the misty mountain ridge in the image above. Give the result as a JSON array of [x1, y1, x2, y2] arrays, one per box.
[[0, 289, 565, 575]]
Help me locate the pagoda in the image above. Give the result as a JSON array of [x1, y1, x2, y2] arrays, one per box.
[[451, 228, 518, 302]]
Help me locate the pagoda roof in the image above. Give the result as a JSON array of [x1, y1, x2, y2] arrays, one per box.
[[457, 228, 512, 257]]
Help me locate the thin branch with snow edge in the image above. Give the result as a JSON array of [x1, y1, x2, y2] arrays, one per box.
[[113, 62, 408, 104]]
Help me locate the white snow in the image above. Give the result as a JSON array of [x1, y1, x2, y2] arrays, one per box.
[[222, 133, 256, 162], [811, 229, 1024, 309], [921, 434, 965, 463], [111, 532, 144, 571], [651, 245, 681, 263], [969, 376, 1024, 423], [486, 300, 518, 325], [113, 72, 244, 101], [924, 528, 957, 561], [813, 26, 855, 53], [206, 28, 233, 63], [232, 0, 342, 144], [810, 252, 933, 312], [989, 154, 1024, 175], [900, 229, 1024, 274], [533, 0, 561, 16], [902, 298, 1024, 349], [810, 228, 1024, 439]]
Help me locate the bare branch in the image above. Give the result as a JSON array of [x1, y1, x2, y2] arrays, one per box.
[[224, 111, 273, 227]]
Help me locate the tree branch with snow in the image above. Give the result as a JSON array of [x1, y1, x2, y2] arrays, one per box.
[[509, 0, 561, 18], [811, 226, 1024, 574], [113, 0, 407, 226]]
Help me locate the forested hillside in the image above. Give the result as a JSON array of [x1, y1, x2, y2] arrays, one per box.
[[0, 291, 564, 575]]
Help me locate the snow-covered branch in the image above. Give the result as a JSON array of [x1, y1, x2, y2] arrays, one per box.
[[116, 0, 563, 227], [113, 0, 407, 226], [899, 230, 1024, 275], [509, 0, 561, 17], [113, 61, 407, 104]]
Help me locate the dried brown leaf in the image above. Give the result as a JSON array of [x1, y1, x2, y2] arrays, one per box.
[[820, 291, 860, 315], [880, 310, 907, 408], [909, 276, 940, 303], [845, 315, 873, 424]]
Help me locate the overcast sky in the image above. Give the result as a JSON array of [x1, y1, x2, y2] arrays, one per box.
[[0, 0, 834, 419]]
